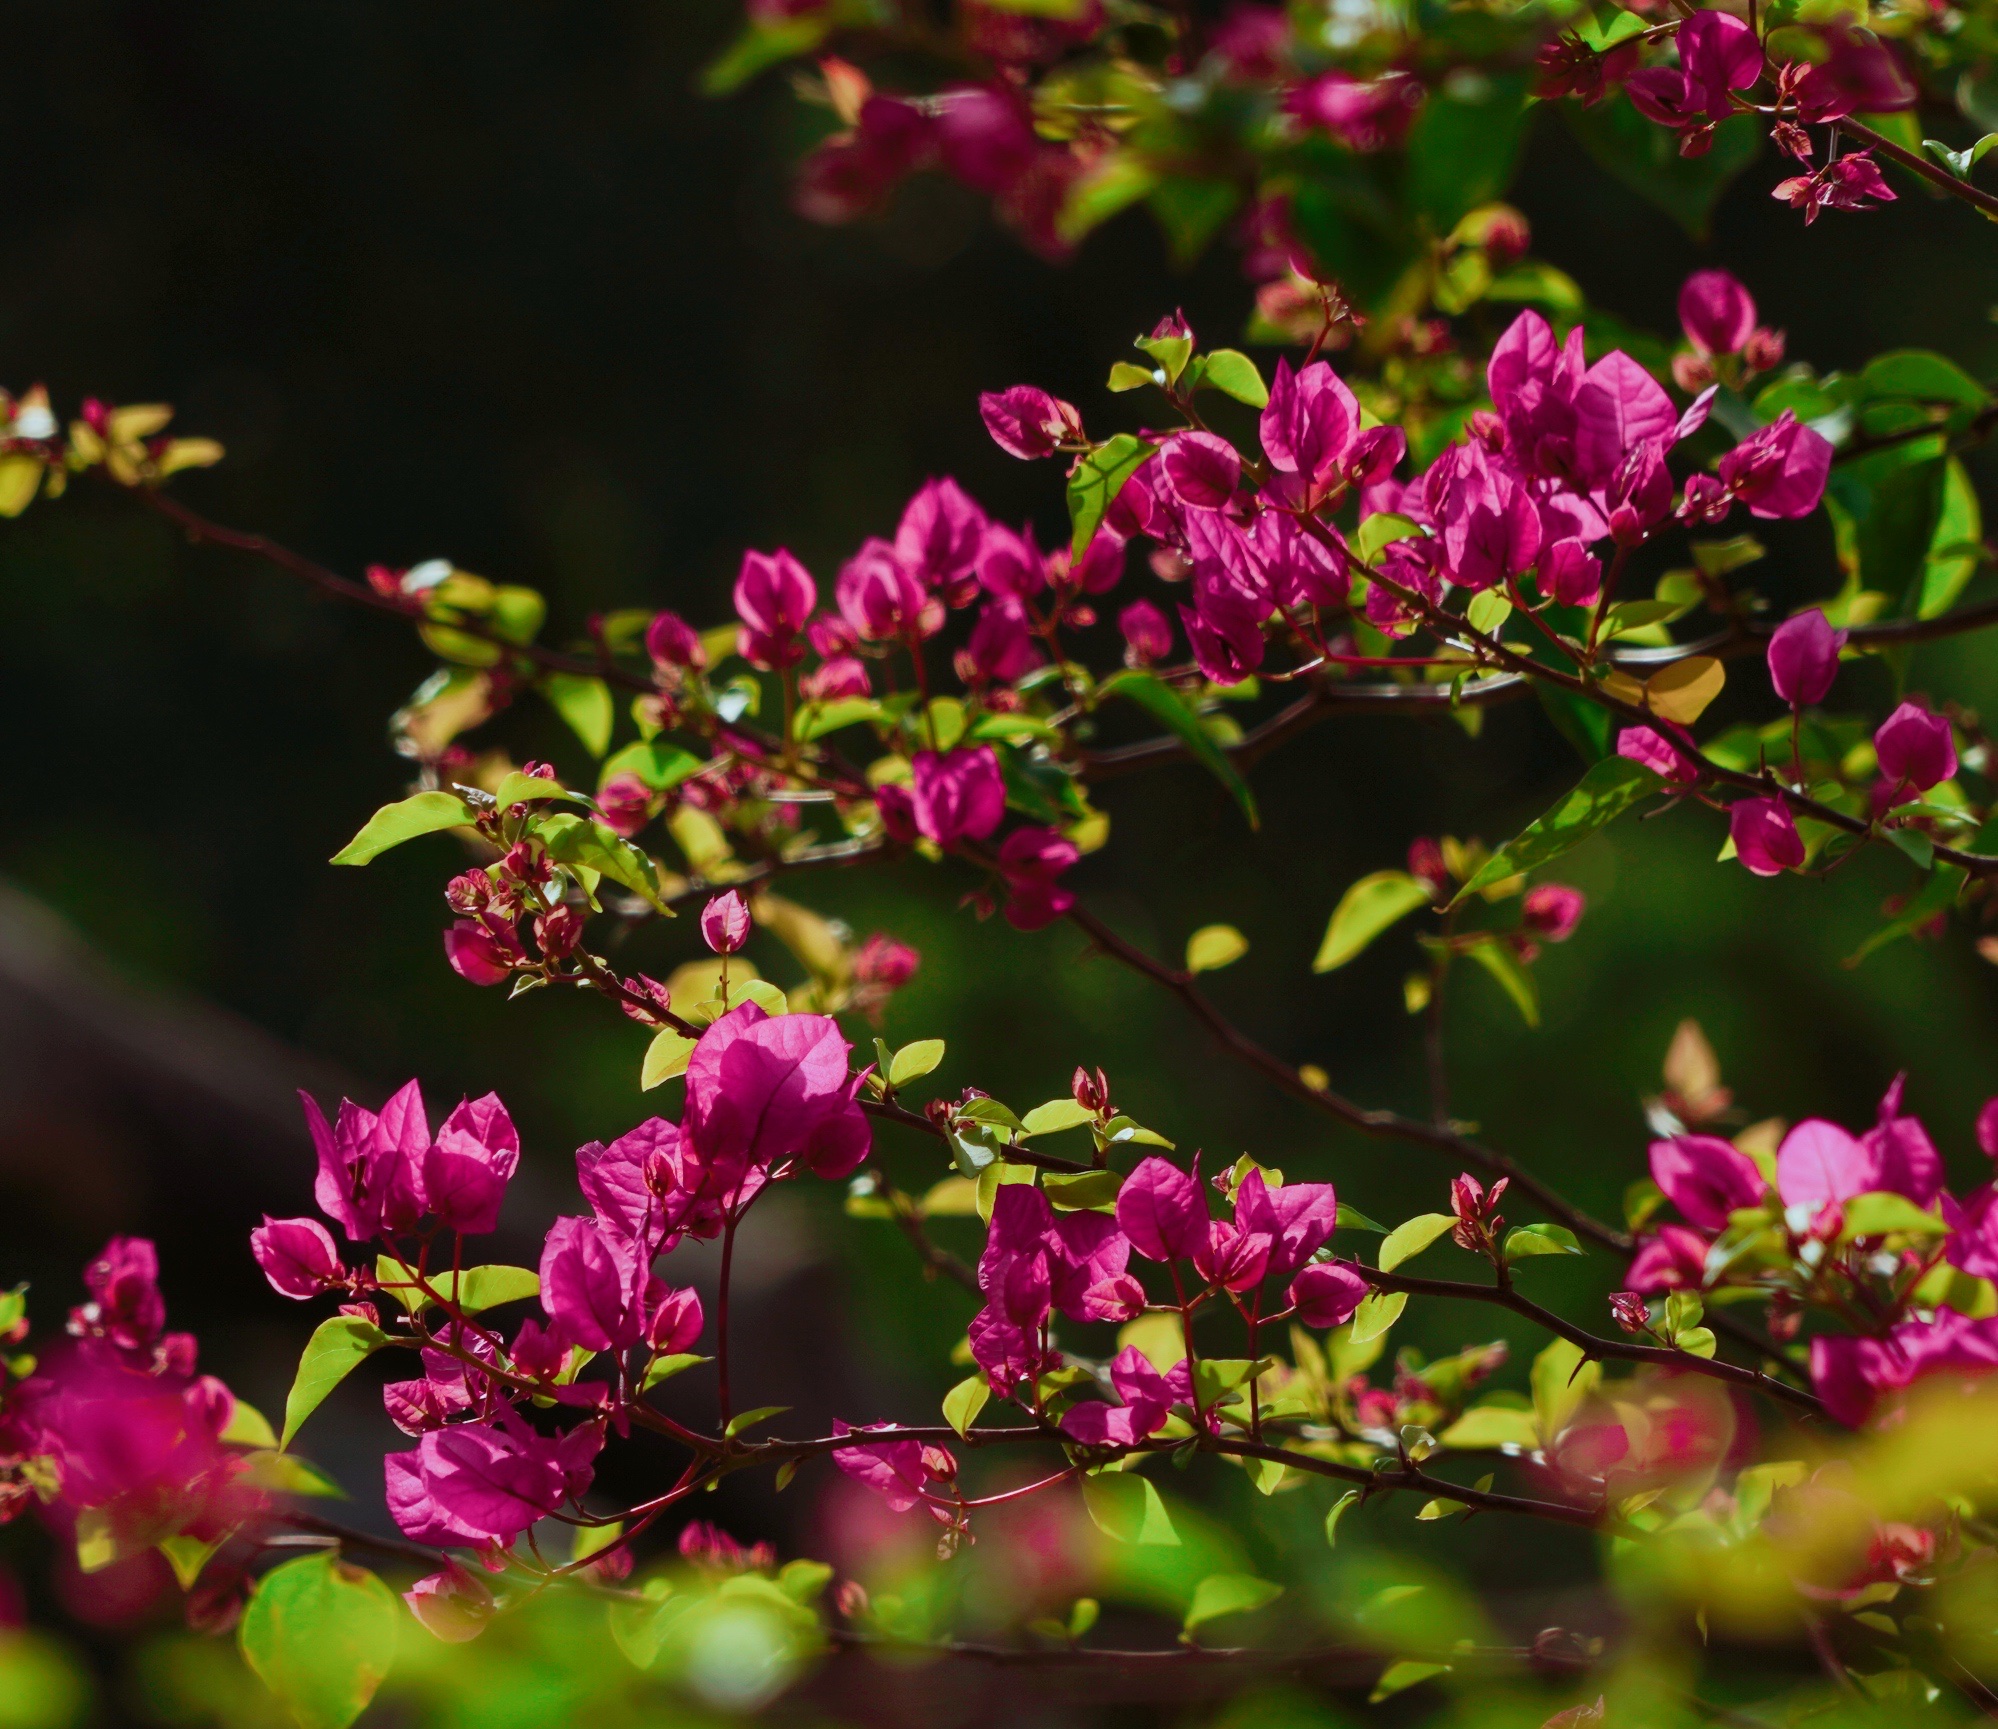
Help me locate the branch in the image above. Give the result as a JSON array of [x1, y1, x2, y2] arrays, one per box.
[[1843, 117, 1998, 222], [1363, 1265, 1823, 1415], [1062, 901, 1632, 1256]]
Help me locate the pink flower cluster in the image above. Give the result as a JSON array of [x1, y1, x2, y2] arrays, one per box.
[[250, 1000, 870, 1553], [1628, 1077, 1998, 1424]]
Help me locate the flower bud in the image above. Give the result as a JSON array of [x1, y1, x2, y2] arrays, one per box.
[[1728, 797, 1804, 877], [853, 933, 919, 989], [444, 871, 491, 914], [645, 1285, 704, 1356], [250, 1216, 345, 1300], [1118, 598, 1173, 668], [405, 1566, 496, 1644], [1072, 1066, 1110, 1113], [1521, 883, 1585, 942], [1767, 609, 1847, 709], [535, 903, 584, 961], [595, 773, 654, 839], [1875, 701, 1956, 793], [1407, 837, 1449, 898], [1742, 327, 1786, 373], [645, 609, 706, 670], [1608, 1291, 1649, 1335], [836, 1580, 870, 1619], [701, 889, 751, 956]]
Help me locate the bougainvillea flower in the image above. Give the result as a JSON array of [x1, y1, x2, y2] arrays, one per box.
[[733, 549, 817, 671], [830, 1421, 955, 1518], [1117, 1157, 1207, 1262], [1767, 610, 1846, 707], [1158, 432, 1242, 512], [250, 1216, 345, 1300], [959, 599, 1041, 685], [422, 1094, 521, 1236], [996, 825, 1079, 931], [1729, 797, 1804, 876], [1626, 1224, 1711, 1292], [1232, 1170, 1338, 1281], [1775, 1119, 1877, 1212], [683, 1002, 871, 1180], [1617, 725, 1698, 787], [700, 890, 751, 957], [1811, 1309, 1998, 1427], [643, 1285, 704, 1355], [1253, 511, 1348, 608], [1794, 25, 1916, 124], [1290, 1261, 1368, 1328], [1060, 1347, 1174, 1446], [1679, 270, 1758, 358], [1874, 702, 1956, 793], [910, 746, 1006, 847], [1284, 70, 1423, 151], [1772, 153, 1897, 223], [444, 918, 522, 987], [895, 477, 987, 603], [835, 538, 929, 641], [1260, 358, 1359, 484], [974, 521, 1045, 602], [933, 85, 1038, 194], [644, 609, 704, 670], [539, 1216, 641, 1353], [1717, 412, 1833, 518], [386, 1416, 600, 1546], [1649, 1135, 1767, 1230], [1540, 537, 1602, 608], [1572, 351, 1676, 491], [979, 386, 1079, 460]]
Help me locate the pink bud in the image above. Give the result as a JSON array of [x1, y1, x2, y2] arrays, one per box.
[[1979, 1098, 1998, 1159], [1521, 883, 1585, 942], [251, 1216, 345, 1299], [1729, 797, 1804, 877], [645, 609, 705, 670], [1766, 609, 1847, 708], [801, 655, 872, 703], [595, 773, 653, 839], [1608, 1291, 1649, 1334], [853, 933, 919, 989], [444, 919, 518, 986], [1289, 1261, 1368, 1329], [405, 1566, 496, 1643], [700, 890, 751, 955], [1118, 598, 1173, 667], [645, 1285, 704, 1355], [1677, 269, 1757, 357], [1874, 701, 1956, 793]]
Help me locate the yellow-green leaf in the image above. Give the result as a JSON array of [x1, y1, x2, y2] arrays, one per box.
[[642, 1028, 696, 1089], [1313, 872, 1432, 972], [1182, 1572, 1282, 1635], [331, 791, 476, 866], [281, 1316, 387, 1449], [1185, 924, 1248, 974], [943, 1375, 990, 1437], [1379, 1213, 1457, 1273], [240, 1552, 399, 1729]]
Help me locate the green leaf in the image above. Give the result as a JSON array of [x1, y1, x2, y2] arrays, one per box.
[[724, 1405, 789, 1438], [241, 1451, 348, 1500], [607, 1580, 675, 1668], [1099, 671, 1257, 828], [372, 1258, 538, 1315], [1463, 937, 1539, 1029], [1674, 1327, 1717, 1359], [1531, 1338, 1599, 1446], [542, 673, 614, 757], [1080, 1472, 1179, 1546], [1405, 73, 1530, 231], [1918, 457, 1983, 619], [1184, 924, 1248, 974], [1324, 1489, 1360, 1547], [573, 1521, 625, 1566], [330, 791, 475, 866], [1369, 1659, 1451, 1704], [1564, 101, 1760, 239], [1379, 1213, 1458, 1273], [1313, 870, 1431, 972], [943, 1375, 989, 1438], [239, 1552, 399, 1729], [641, 1028, 696, 1089], [159, 1534, 225, 1590], [1108, 361, 1157, 393], [1182, 1573, 1283, 1637], [601, 739, 702, 791], [640, 1353, 711, 1391], [1336, 1202, 1387, 1233], [538, 813, 666, 911], [1503, 1223, 1582, 1262], [888, 1039, 945, 1088], [1860, 349, 1990, 414], [698, 15, 827, 94], [220, 1400, 281, 1450], [1067, 434, 1154, 560], [1465, 589, 1512, 636], [1454, 758, 1663, 902], [1348, 1290, 1405, 1346], [1192, 1357, 1259, 1407], [1044, 1169, 1122, 1211], [1438, 1404, 1542, 1450], [281, 1317, 387, 1449], [1824, 438, 1952, 614], [1021, 1098, 1095, 1135], [1924, 132, 1998, 178], [1841, 1192, 1947, 1239], [1199, 350, 1268, 408], [1847, 862, 1965, 965]]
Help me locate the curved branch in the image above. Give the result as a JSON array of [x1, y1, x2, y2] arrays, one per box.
[[1063, 901, 1633, 1256], [1363, 1265, 1823, 1415]]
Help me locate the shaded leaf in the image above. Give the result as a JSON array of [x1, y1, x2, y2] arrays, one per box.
[[1313, 871, 1432, 972], [1454, 758, 1662, 902], [1099, 671, 1257, 827]]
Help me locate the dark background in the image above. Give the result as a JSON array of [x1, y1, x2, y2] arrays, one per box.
[[3, 0, 1998, 1715]]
